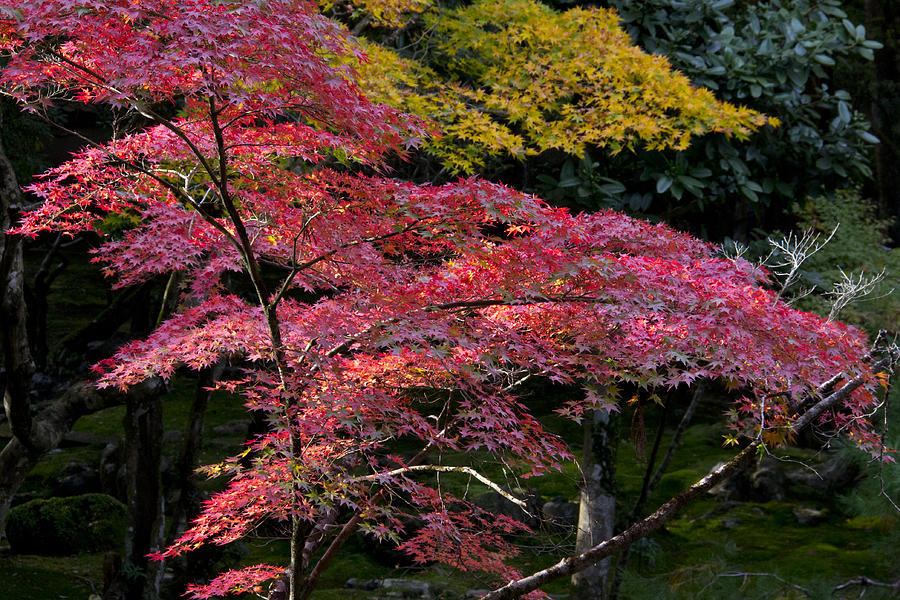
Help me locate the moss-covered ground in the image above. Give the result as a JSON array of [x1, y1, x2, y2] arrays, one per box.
[[3, 383, 898, 600]]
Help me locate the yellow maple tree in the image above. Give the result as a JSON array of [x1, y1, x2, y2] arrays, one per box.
[[346, 0, 775, 174]]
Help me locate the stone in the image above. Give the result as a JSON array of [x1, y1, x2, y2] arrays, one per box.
[[54, 460, 101, 497], [162, 429, 184, 444], [793, 506, 826, 525], [708, 462, 751, 502], [212, 419, 251, 436], [542, 496, 579, 531], [749, 456, 786, 502], [472, 487, 542, 529], [785, 455, 859, 493], [345, 578, 380, 591], [381, 578, 435, 598]]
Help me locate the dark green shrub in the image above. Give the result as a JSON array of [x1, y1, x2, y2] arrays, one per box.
[[6, 493, 126, 555]]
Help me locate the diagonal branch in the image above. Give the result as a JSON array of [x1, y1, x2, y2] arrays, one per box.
[[480, 352, 898, 600]]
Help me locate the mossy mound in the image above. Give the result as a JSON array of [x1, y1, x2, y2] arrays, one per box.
[[6, 493, 126, 555]]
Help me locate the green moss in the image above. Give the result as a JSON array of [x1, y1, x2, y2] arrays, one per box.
[[0, 552, 105, 600], [6, 494, 126, 555]]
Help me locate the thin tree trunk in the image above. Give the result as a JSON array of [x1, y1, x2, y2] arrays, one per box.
[[25, 235, 67, 369], [610, 385, 702, 600], [169, 361, 225, 540], [572, 409, 618, 600], [864, 0, 900, 240], [120, 388, 166, 600], [0, 102, 37, 455]]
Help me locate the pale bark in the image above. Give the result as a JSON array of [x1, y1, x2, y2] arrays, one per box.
[[572, 409, 617, 600]]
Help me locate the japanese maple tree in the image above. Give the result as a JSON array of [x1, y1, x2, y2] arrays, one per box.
[[0, 2, 889, 600]]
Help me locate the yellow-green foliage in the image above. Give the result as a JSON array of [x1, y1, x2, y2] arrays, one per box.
[[351, 0, 775, 173], [319, 0, 430, 28]]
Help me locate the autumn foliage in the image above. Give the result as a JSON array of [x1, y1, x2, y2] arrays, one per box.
[[0, 1, 883, 598], [348, 0, 774, 172]]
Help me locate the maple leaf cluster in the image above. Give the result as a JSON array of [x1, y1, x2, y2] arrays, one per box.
[[347, 0, 776, 173], [0, 1, 882, 597]]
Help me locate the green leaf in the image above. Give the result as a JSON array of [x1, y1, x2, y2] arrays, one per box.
[[837, 101, 851, 124], [856, 130, 880, 144], [597, 182, 626, 196], [743, 180, 762, 193], [656, 175, 674, 194], [842, 18, 856, 37], [739, 185, 759, 203]]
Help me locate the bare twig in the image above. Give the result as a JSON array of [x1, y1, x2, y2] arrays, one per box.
[[767, 224, 838, 301], [827, 267, 889, 321], [832, 575, 900, 595], [702, 571, 811, 596]]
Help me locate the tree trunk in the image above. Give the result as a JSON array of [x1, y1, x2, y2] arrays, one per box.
[[169, 362, 224, 539], [572, 409, 618, 600], [122, 390, 166, 600], [0, 102, 37, 456], [864, 0, 900, 241]]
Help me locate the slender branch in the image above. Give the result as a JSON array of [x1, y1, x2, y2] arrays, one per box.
[[832, 576, 900, 594], [268, 211, 322, 312], [26, 110, 243, 250], [647, 382, 704, 496], [791, 356, 893, 433], [46, 49, 223, 185], [481, 353, 898, 600], [630, 401, 668, 522], [356, 465, 528, 508], [705, 572, 811, 596], [479, 441, 762, 600]]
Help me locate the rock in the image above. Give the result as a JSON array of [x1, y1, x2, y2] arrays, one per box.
[[212, 419, 251, 436], [542, 496, 579, 531], [28, 372, 56, 400], [10, 490, 43, 509], [720, 517, 742, 529], [54, 460, 101, 497], [6, 493, 126, 555], [708, 462, 751, 502], [472, 487, 542, 529], [345, 578, 380, 591], [345, 578, 438, 598], [793, 506, 826, 525], [381, 578, 436, 598], [749, 456, 786, 501], [162, 429, 184, 444], [785, 455, 859, 493]]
